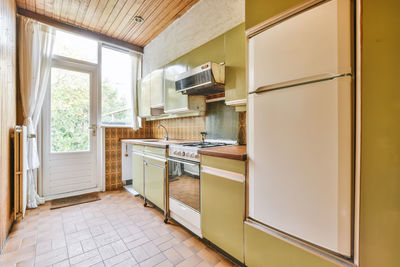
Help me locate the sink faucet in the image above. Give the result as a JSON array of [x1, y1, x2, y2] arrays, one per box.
[[158, 124, 168, 141]]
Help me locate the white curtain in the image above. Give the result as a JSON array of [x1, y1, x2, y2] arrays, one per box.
[[18, 16, 55, 209], [130, 52, 142, 130]]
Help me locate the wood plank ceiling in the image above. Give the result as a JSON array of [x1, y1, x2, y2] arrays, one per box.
[[16, 0, 200, 47]]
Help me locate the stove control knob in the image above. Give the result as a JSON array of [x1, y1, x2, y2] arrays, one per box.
[[177, 151, 182, 156], [182, 152, 185, 156], [191, 153, 195, 158], [195, 154, 200, 159]]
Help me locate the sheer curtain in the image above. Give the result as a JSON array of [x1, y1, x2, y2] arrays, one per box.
[[18, 16, 55, 210], [130, 52, 142, 130]]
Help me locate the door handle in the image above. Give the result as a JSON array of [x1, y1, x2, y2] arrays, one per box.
[[88, 124, 97, 136]]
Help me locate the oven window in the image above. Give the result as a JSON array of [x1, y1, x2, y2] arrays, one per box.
[[168, 160, 200, 212]]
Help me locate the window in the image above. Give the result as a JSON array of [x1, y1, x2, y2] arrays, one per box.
[[101, 46, 133, 125], [50, 67, 91, 153], [53, 30, 98, 63]]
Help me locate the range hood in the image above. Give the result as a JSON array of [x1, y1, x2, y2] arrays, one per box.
[[175, 62, 225, 95]]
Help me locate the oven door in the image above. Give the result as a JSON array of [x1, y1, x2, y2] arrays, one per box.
[[168, 157, 200, 212]]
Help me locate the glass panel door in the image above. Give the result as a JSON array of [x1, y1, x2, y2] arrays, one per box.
[[42, 63, 98, 197], [50, 68, 91, 153]]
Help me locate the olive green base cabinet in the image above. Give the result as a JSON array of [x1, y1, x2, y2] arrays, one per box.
[[131, 145, 166, 212], [132, 146, 144, 195], [201, 155, 246, 262], [244, 222, 340, 267], [144, 156, 166, 211]]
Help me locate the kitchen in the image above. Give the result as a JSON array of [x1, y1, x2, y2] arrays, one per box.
[[0, 0, 399, 267]]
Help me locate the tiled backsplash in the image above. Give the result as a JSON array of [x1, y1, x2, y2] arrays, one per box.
[[105, 111, 246, 191], [150, 116, 206, 141], [104, 122, 151, 191]]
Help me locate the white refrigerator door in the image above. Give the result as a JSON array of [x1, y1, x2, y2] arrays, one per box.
[[248, 76, 352, 256], [248, 0, 351, 93]]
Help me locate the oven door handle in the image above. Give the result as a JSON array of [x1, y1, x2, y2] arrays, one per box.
[[168, 157, 199, 167]]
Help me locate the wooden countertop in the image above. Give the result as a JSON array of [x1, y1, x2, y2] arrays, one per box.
[[199, 145, 247, 161], [120, 139, 189, 148]]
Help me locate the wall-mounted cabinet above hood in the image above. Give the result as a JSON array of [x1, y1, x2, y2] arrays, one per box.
[[175, 62, 225, 95]]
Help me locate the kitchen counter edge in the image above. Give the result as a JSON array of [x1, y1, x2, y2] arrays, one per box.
[[198, 145, 247, 161]]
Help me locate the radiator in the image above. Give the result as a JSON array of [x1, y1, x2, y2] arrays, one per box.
[[13, 125, 27, 219]]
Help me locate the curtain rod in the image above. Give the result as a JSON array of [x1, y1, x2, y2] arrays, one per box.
[[17, 8, 144, 54]]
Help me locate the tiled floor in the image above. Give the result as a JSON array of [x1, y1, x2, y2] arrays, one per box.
[[0, 190, 235, 267]]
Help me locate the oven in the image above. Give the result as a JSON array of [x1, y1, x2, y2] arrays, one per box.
[[167, 157, 201, 236]]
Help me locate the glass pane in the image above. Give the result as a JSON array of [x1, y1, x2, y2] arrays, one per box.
[[101, 46, 132, 125], [168, 161, 200, 212], [53, 30, 98, 63], [51, 68, 90, 153]]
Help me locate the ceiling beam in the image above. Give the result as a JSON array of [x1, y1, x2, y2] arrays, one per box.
[[17, 8, 144, 54]]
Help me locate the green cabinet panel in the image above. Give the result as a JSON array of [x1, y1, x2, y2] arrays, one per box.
[[144, 156, 165, 210], [144, 146, 166, 158], [225, 23, 247, 105], [245, 0, 304, 30], [201, 155, 246, 174], [132, 151, 144, 195], [201, 169, 245, 262], [138, 74, 151, 117], [244, 222, 339, 267]]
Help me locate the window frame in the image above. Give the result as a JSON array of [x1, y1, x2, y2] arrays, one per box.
[[50, 28, 143, 128], [100, 44, 135, 127]]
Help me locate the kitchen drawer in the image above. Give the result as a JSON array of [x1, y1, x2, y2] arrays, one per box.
[[132, 144, 144, 152], [201, 155, 245, 174], [144, 146, 166, 158], [169, 197, 201, 236]]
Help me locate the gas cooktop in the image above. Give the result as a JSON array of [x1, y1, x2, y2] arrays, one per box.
[[169, 141, 233, 162], [179, 142, 228, 148]]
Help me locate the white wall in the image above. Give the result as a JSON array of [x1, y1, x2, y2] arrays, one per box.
[[143, 0, 245, 75]]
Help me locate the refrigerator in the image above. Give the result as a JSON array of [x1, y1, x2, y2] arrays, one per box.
[[247, 0, 353, 257]]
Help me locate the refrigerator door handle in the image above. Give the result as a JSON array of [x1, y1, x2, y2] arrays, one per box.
[[249, 73, 351, 94]]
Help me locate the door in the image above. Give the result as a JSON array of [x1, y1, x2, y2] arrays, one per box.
[[248, 0, 351, 92], [248, 76, 352, 256], [138, 74, 151, 117], [42, 59, 98, 198], [164, 65, 189, 113], [144, 156, 165, 210], [168, 158, 200, 212], [201, 162, 245, 262], [132, 148, 144, 195]]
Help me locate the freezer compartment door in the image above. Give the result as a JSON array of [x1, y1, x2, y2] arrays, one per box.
[[248, 0, 351, 92], [247, 76, 352, 256]]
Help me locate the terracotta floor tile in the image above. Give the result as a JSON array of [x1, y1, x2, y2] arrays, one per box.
[[0, 191, 232, 267]]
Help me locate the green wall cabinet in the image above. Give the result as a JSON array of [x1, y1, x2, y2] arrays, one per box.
[[150, 69, 164, 109], [138, 74, 151, 117], [144, 156, 166, 211], [201, 155, 246, 262], [225, 23, 247, 108], [163, 65, 206, 114]]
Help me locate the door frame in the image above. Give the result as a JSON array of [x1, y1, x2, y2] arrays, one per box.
[[40, 55, 103, 200]]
